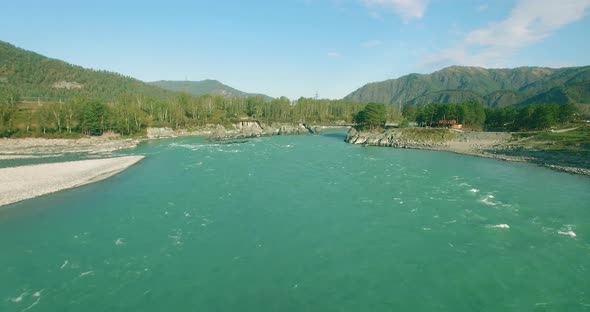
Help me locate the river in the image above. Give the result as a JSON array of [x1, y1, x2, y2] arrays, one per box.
[[1, 130, 589, 311]]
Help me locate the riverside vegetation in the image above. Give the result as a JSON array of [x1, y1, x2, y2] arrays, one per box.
[[0, 93, 374, 138], [1, 40, 588, 139], [0, 40, 376, 137], [349, 102, 590, 175], [1, 40, 589, 176]]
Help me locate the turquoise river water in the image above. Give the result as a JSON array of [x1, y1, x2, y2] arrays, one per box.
[[1, 131, 590, 311]]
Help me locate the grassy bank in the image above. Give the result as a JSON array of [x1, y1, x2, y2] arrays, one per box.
[[399, 128, 458, 142], [510, 126, 590, 150], [496, 126, 590, 170]]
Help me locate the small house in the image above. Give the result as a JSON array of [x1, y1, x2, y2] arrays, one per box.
[[438, 119, 463, 129]]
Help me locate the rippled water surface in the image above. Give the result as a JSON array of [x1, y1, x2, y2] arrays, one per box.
[[1, 131, 589, 311]]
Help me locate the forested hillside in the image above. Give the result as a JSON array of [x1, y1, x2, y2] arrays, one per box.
[[0, 41, 371, 137], [0, 41, 171, 102], [0, 40, 584, 138], [345, 66, 590, 107]]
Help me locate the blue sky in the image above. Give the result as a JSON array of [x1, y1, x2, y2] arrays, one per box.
[[2, 0, 590, 99]]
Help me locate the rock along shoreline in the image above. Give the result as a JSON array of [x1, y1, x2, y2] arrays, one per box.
[[145, 121, 332, 140], [0, 122, 345, 159], [345, 127, 590, 177]]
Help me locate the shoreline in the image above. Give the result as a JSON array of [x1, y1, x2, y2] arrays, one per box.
[[431, 146, 590, 176], [0, 156, 144, 207], [346, 128, 590, 177], [1, 126, 587, 199], [0, 137, 141, 160], [0, 123, 346, 160], [144, 123, 344, 140]]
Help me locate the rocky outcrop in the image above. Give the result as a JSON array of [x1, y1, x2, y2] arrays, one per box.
[[545, 165, 590, 176], [209, 122, 315, 140], [146, 126, 216, 139], [52, 81, 83, 89], [344, 128, 590, 177], [345, 128, 454, 149], [147, 122, 318, 140], [147, 127, 176, 139]]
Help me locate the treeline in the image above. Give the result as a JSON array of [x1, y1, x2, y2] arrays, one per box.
[[402, 102, 486, 128], [399, 102, 579, 131], [353, 103, 389, 130], [0, 92, 386, 137], [1, 89, 581, 138], [485, 103, 578, 131]]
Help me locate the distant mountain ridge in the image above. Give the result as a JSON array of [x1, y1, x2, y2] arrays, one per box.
[[2, 40, 588, 108], [149, 80, 272, 100], [344, 65, 590, 107], [0, 40, 272, 102]]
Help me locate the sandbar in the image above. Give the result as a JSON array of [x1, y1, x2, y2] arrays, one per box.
[[0, 156, 144, 207]]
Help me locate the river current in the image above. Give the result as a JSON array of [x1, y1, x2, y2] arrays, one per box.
[[1, 130, 589, 311]]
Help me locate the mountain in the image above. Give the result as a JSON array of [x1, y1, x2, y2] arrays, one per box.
[[344, 65, 590, 107], [0, 41, 272, 103], [0, 40, 172, 101], [149, 80, 272, 100]]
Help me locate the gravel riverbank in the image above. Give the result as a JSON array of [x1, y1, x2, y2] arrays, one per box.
[[0, 156, 144, 207], [0, 137, 140, 160], [346, 128, 590, 177]]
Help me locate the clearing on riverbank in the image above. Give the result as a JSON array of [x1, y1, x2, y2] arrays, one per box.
[[492, 125, 590, 173]]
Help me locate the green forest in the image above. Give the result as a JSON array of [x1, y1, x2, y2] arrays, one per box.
[[0, 92, 377, 137], [0, 91, 582, 138], [0, 40, 382, 137], [402, 102, 486, 128], [400, 102, 579, 131], [345, 65, 590, 107], [485, 103, 578, 131], [0, 40, 584, 138]]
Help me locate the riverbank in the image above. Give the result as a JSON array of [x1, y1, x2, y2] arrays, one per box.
[[0, 121, 327, 207], [145, 122, 332, 140], [346, 127, 590, 176], [0, 156, 144, 207], [0, 122, 346, 161], [0, 125, 289, 159], [0, 137, 140, 160]]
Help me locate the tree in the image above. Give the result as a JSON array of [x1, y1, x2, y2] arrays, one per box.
[[559, 103, 577, 123], [64, 99, 82, 133], [530, 105, 556, 129], [50, 101, 64, 133], [0, 92, 19, 135], [80, 100, 106, 135], [402, 104, 417, 121], [38, 104, 52, 135], [246, 96, 264, 118], [354, 102, 387, 130], [462, 102, 486, 128]]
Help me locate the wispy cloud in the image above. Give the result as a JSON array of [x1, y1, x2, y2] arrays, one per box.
[[327, 51, 342, 58], [424, 0, 590, 67], [478, 3, 489, 12], [363, 0, 429, 21], [361, 39, 384, 48]]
